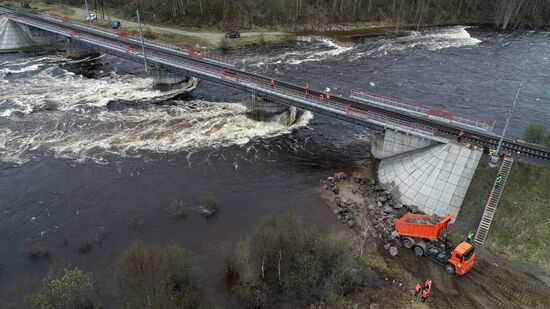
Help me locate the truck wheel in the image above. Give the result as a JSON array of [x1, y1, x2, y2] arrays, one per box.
[[414, 245, 425, 256], [445, 264, 456, 275], [403, 238, 414, 249]]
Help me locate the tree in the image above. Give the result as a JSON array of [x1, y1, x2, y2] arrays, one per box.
[[523, 124, 548, 145], [26, 267, 97, 309], [226, 212, 363, 306], [113, 241, 201, 309]]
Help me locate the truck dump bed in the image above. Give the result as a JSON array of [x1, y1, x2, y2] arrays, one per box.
[[395, 213, 453, 240]]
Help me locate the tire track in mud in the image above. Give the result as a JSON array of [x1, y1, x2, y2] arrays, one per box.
[[456, 260, 550, 309]]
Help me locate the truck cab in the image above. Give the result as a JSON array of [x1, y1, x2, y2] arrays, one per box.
[[447, 241, 476, 275]]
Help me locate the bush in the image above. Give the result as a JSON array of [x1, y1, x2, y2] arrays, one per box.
[[23, 240, 49, 260], [219, 36, 229, 51], [113, 241, 201, 308], [523, 124, 548, 145], [199, 192, 218, 217], [127, 215, 144, 228], [25, 267, 97, 309], [168, 200, 187, 219], [142, 27, 155, 39], [77, 240, 92, 253], [226, 212, 362, 306]]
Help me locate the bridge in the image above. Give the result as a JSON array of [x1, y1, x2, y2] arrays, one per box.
[[1, 7, 549, 220]]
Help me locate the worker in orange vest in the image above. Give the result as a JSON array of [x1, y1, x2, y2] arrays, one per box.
[[421, 287, 430, 303], [424, 278, 432, 290], [415, 283, 422, 296], [457, 129, 464, 142], [305, 81, 310, 96]]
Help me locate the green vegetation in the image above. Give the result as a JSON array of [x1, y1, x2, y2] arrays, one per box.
[[43, 0, 550, 30], [3, 1, 75, 16], [113, 241, 201, 308], [127, 215, 144, 228], [222, 212, 369, 307], [199, 191, 218, 217], [25, 267, 97, 309], [168, 200, 187, 219], [486, 160, 550, 273], [462, 155, 550, 273], [523, 124, 550, 147]]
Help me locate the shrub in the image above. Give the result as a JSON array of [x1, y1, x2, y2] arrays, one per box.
[[25, 267, 97, 309], [23, 240, 49, 260], [127, 215, 144, 228], [523, 124, 548, 145], [113, 241, 201, 308], [168, 200, 187, 219], [199, 192, 218, 217], [77, 240, 92, 253]]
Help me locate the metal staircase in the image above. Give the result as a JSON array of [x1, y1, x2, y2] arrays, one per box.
[[474, 157, 514, 246]]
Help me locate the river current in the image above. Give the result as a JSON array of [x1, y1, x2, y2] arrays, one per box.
[[0, 26, 548, 304]]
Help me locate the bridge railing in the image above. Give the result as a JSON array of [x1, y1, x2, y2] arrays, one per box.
[[39, 13, 237, 66], [350, 89, 496, 133]]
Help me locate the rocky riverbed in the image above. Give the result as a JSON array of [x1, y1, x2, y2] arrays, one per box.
[[320, 167, 423, 257]]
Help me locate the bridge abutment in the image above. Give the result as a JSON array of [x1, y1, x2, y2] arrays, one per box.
[[371, 129, 439, 159], [0, 15, 64, 52], [375, 130, 483, 221]]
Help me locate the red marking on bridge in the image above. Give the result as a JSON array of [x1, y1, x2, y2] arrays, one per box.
[[117, 31, 131, 39], [351, 88, 496, 129]]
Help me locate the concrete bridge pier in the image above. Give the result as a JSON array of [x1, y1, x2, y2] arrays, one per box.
[[153, 68, 186, 87], [373, 129, 483, 221], [243, 95, 300, 125], [66, 40, 98, 59]]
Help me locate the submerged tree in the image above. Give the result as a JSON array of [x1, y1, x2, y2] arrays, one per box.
[[523, 124, 548, 145], [25, 267, 97, 309]]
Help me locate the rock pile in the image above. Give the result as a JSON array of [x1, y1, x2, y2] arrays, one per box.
[[323, 172, 422, 256]]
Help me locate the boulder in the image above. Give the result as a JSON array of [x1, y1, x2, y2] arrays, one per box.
[[378, 196, 387, 203], [377, 201, 383, 208], [383, 206, 393, 214], [383, 243, 391, 250], [367, 204, 376, 211], [347, 220, 355, 228], [334, 172, 348, 179], [332, 186, 339, 194], [392, 203, 403, 210], [389, 246, 398, 256]]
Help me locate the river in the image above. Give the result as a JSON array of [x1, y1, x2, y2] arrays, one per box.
[[0, 26, 548, 305]]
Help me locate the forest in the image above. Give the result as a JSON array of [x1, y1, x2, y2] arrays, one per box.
[[50, 0, 550, 30]]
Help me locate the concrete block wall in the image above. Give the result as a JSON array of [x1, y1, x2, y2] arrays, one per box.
[[0, 16, 64, 52], [371, 129, 438, 159], [378, 142, 482, 221]]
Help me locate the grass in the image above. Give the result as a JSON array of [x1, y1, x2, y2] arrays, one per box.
[[2, 1, 75, 16], [459, 155, 550, 273], [485, 160, 550, 273]]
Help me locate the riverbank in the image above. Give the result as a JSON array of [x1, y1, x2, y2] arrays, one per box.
[[317, 158, 550, 307]]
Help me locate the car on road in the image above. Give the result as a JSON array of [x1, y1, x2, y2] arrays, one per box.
[[86, 13, 97, 21], [225, 31, 241, 39], [111, 21, 121, 29]]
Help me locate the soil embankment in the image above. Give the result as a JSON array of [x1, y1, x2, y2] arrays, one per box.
[[319, 161, 550, 308]]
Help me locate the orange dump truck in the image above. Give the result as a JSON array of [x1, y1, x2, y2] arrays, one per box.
[[394, 213, 476, 275]]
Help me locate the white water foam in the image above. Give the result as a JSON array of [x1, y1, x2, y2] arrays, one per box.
[[0, 67, 187, 116], [0, 101, 313, 164]]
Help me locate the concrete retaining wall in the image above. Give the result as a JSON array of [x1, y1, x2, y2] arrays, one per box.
[[371, 129, 438, 159], [377, 142, 483, 221], [0, 16, 64, 52]]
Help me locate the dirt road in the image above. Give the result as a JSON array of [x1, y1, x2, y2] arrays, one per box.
[[70, 7, 287, 45]]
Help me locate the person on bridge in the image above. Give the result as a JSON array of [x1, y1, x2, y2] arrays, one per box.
[[467, 231, 475, 243], [270, 79, 275, 87], [305, 81, 310, 96], [415, 283, 422, 296], [457, 129, 465, 142], [324, 87, 331, 100]]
